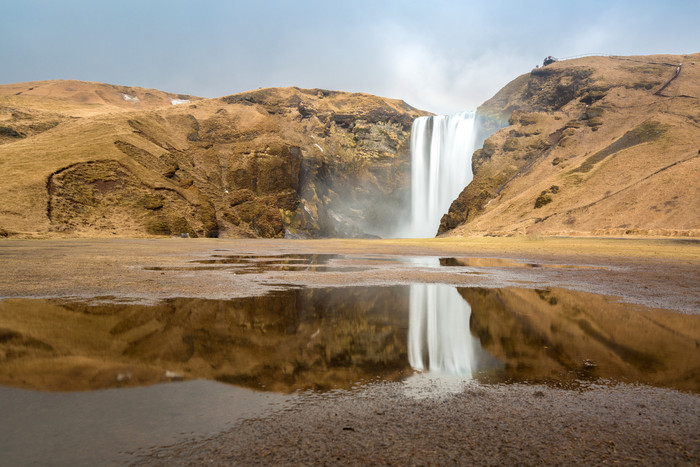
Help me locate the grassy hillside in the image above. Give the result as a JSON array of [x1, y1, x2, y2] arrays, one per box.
[[440, 53, 700, 238], [0, 80, 427, 238]]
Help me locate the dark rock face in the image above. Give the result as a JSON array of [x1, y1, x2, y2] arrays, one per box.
[[0, 126, 21, 138]]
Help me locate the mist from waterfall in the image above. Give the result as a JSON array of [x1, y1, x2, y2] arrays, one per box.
[[404, 111, 476, 238]]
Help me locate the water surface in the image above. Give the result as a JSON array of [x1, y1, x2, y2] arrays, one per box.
[[2, 285, 697, 393]]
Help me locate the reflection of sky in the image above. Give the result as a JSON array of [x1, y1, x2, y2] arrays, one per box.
[[408, 284, 476, 376], [2, 1, 698, 114]]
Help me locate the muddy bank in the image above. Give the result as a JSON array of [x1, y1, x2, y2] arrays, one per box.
[[138, 380, 700, 465], [1, 237, 698, 313]]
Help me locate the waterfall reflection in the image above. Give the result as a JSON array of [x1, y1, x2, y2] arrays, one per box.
[[408, 284, 477, 376]]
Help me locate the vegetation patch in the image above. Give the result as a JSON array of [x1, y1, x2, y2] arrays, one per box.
[[482, 140, 497, 157], [583, 108, 604, 131], [146, 218, 171, 235], [0, 126, 22, 138], [171, 217, 196, 237], [630, 80, 663, 91], [569, 121, 669, 174], [503, 137, 519, 152], [580, 90, 607, 105], [138, 195, 164, 210], [587, 117, 603, 131], [535, 185, 559, 209], [518, 113, 539, 126]]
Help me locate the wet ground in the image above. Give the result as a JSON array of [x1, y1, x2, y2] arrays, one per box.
[[0, 238, 698, 464]]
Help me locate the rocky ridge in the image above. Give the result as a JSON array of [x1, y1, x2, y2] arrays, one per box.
[[439, 53, 700, 237], [0, 80, 428, 238]]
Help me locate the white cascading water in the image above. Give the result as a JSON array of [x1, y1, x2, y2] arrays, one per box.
[[408, 111, 476, 238], [408, 283, 475, 376]]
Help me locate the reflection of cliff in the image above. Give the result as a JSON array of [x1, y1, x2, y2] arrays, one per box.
[[0, 287, 410, 392], [462, 287, 700, 391]]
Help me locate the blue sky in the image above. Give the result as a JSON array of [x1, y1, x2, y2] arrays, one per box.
[[2, 0, 698, 114]]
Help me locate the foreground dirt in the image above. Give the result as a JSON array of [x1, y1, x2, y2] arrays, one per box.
[[140, 381, 700, 466], [1, 237, 699, 464]]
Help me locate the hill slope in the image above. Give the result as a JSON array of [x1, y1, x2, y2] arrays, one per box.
[[439, 53, 700, 237], [0, 80, 427, 238]]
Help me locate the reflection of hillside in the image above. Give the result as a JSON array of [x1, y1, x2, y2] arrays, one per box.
[[462, 288, 700, 391], [0, 287, 410, 392]]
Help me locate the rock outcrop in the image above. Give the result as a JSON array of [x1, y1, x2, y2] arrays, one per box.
[[439, 53, 700, 237], [0, 80, 427, 238]]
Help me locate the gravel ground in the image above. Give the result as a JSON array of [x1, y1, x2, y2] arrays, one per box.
[[138, 380, 700, 466]]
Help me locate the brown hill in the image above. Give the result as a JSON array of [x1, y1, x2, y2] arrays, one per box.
[[0, 80, 427, 238], [440, 53, 700, 238]]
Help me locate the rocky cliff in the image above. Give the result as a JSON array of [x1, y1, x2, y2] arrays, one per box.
[[0, 80, 428, 238], [439, 53, 700, 237]]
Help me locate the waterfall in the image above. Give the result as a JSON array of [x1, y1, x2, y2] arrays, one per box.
[[408, 283, 475, 376], [407, 111, 476, 238]]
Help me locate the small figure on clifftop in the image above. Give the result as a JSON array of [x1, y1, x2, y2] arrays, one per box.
[[543, 56, 557, 66]]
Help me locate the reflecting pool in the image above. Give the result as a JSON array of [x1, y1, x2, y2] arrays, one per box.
[[1, 285, 698, 393]]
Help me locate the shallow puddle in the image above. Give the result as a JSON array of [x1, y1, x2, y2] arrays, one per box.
[[143, 253, 605, 274], [146, 253, 367, 273], [439, 257, 604, 269], [1, 286, 698, 393], [0, 380, 291, 466]]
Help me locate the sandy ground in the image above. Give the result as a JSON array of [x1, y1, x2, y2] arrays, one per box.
[[1, 237, 698, 312], [1, 237, 699, 464]]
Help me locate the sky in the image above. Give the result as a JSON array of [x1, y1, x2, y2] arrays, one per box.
[[2, 0, 699, 115]]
